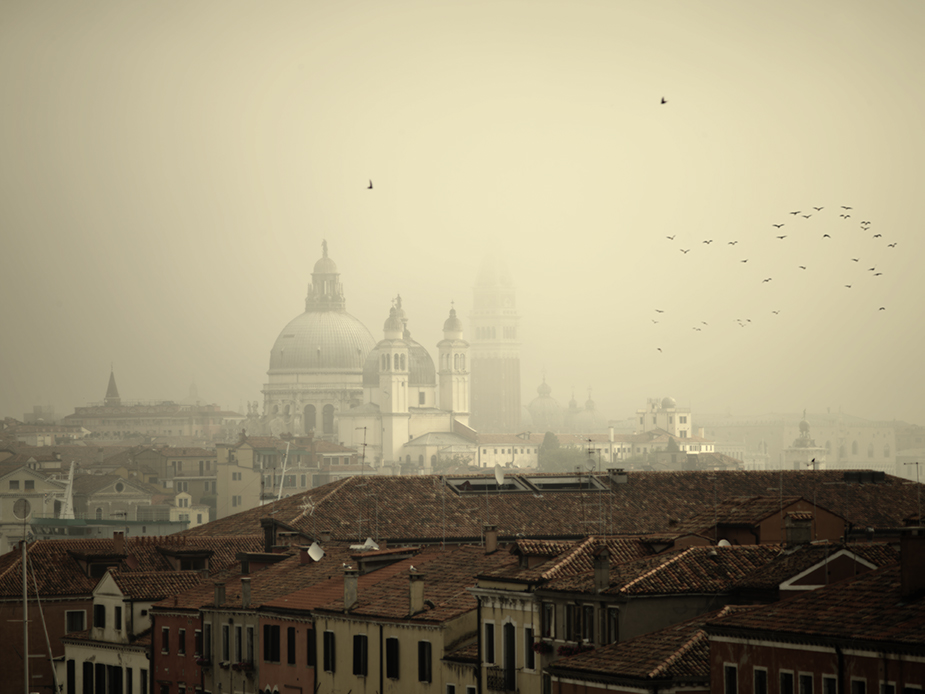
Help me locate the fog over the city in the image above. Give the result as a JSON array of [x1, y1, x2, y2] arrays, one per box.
[[2, 0, 923, 425]]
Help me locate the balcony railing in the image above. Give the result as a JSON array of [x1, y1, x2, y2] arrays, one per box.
[[486, 666, 515, 692]]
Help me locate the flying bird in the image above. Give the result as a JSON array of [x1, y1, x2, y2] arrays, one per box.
[[845, 285, 852, 288], [888, 243, 897, 247], [773, 224, 785, 228], [741, 259, 748, 263], [776, 235, 787, 240], [702, 321, 708, 325], [802, 214, 812, 218], [874, 272, 883, 276], [680, 249, 690, 254], [840, 214, 851, 218], [772, 310, 780, 314], [655, 309, 664, 313], [879, 307, 886, 311], [873, 234, 882, 238], [728, 241, 738, 245], [652, 320, 659, 324], [813, 206, 824, 211], [657, 347, 663, 352], [666, 235, 676, 240], [367, 180, 373, 189], [822, 234, 831, 238], [790, 211, 801, 215], [851, 258, 859, 262], [763, 278, 772, 283], [868, 267, 876, 271], [799, 265, 807, 269], [861, 220, 871, 224], [661, 97, 667, 104], [693, 327, 701, 331], [703, 239, 713, 244], [841, 206, 852, 210]]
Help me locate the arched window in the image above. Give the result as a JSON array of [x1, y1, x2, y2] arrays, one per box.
[[95, 507, 103, 520], [394, 354, 399, 370], [852, 441, 858, 455], [322, 404, 335, 435], [460, 354, 465, 370], [304, 405, 316, 433], [418, 455, 424, 465], [400, 354, 406, 370], [867, 443, 874, 458], [284, 404, 291, 417], [431, 455, 437, 467], [453, 354, 459, 370]]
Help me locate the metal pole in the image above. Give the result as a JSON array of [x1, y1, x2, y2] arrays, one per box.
[[22, 537, 28, 694]]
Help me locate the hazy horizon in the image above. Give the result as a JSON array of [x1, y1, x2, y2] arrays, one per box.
[[2, 1, 924, 428]]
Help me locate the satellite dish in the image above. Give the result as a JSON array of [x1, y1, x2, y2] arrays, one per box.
[[307, 541, 324, 562], [493, 464, 505, 487], [718, 539, 732, 547]]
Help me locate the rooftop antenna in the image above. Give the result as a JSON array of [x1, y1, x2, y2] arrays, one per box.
[[356, 426, 369, 540], [276, 441, 291, 502], [904, 461, 922, 522], [806, 458, 820, 539]]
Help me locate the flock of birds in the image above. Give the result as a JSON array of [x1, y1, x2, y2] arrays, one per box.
[[652, 204, 897, 353]]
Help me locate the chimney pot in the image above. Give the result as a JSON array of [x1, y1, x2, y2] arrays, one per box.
[[484, 524, 498, 554], [320, 529, 332, 543], [214, 582, 226, 607], [409, 572, 425, 615], [593, 547, 610, 593], [241, 578, 251, 609], [344, 567, 359, 611], [113, 531, 125, 555]]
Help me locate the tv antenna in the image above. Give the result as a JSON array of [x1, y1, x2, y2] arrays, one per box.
[[276, 441, 291, 502]]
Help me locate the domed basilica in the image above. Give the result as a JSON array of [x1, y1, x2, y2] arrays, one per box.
[[253, 242, 473, 468]]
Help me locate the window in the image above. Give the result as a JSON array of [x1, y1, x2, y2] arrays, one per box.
[[386, 637, 399, 679], [581, 605, 594, 642], [605, 607, 619, 644], [542, 603, 555, 638], [140, 670, 147, 694], [323, 631, 335, 673], [25, 480, 34, 490], [447, 686, 456, 694], [222, 625, 230, 662], [203, 624, 212, 660], [125, 667, 132, 694], [352, 634, 368, 676], [9, 480, 19, 490], [524, 627, 535, 670], [263, 625, 280, 663], [881, 684, 895, 694], [822, 676, 836, 694], [680, 416, 687, 423], [234, 626, 242, 662], [484, 623, 495, 663], [781, 672, 795, 694], [418, 641, 432, 683], [801, 674, 814, 694], [178, 628, 186, 655], [287, 627, 296, 665], [94, 605, 106, 629], [419, 392, 425, 405], [725, 664, 738, 694], [66, 610, 86, 633], [246, 626, 254, 664], [467, 688, 476, 694], [306, 628, 316, 667], [161, 627, 170, 654], [851, 681, 867, 694], [194, 629, 202, 657], [754, 668, 768, 694]]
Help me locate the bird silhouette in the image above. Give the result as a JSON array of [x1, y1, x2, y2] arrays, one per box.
[[851, 258, 859, 262], [680, 249, 690, 254], [888, 243, 897, 247], [874, 272, 883, 276], [741, 259, 748, 263], [666, 235, 676, 240], [802, 214, 812, 218], [702, 321, 708, 325], [822, 234, 831, 238], [813, 206, 824, 211], [657, 347, 663, 352], [840, 214, 851, 218], [763, 278, 772, 283], [873, 234, 882, 238], [693, 327, 701, 331], [728, 241, 738, 245], [861, 220, 871, 224], [841, 206, 852, 210], [868, 267, 876, 271], [879, 307, 886, 311], [772, 310, 780, 314], [776, 235, 787, 240], [799, 265, 807, 270], [703, 240, 713, 244], [367, 180, 373, 189], [773, 224, 785, 228], [661, 97, 667, 104], [655, 309, 664, 313], [652, 320, 659, 324], [790, 211, 801, 215], [845, 285, 852, 288]]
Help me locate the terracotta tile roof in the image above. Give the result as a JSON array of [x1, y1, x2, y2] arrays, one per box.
[[0, 534, 263, 598], [733, 542, 899, 591], [151, 447, 216, 458], [512, 539, 575, 557], [672, 495, 819, 534], [109, 570, 206, 601], [180, 470, 924, 543], [541, 545, 782, 596], [708, 563, 925, 647], [549, 605, 751, 683], [444, 640, 479, 663], [314, 545, 518, 623]]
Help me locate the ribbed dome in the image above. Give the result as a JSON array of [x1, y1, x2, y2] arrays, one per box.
[[383, 308, 403, 333], [661, 396, 677, 408], [269, 311, 376, 372], [313, 256, 338, 275]]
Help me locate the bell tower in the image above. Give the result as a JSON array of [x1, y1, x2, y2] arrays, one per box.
[[438, 304, 470, 425], [469, 256, 521, 432]]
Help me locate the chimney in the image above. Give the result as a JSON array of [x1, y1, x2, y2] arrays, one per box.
[[901, 527, 925, 598], [261, 519, 276, 553], [593, 546, 610, 593], [409, 572, 425, 615], [241, 578, 251, 609], [344, 567, 359, 611], [300, 546, 310, 565], [484, 524, 498, 554], [113, 531, 125, 555], [608, 468, 628, 485], [214, 582, 226, 607], [320, 529, 332, 543]]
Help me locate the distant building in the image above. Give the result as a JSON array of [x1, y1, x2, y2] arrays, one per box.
[[636, 396, 693, 438]]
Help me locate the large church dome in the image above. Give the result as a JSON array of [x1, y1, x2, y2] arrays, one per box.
[[270, 311, 376, 372]]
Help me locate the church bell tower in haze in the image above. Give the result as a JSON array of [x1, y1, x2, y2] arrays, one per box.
[[469, 256, 521, 433]]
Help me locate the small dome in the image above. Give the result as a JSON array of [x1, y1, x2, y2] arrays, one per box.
[[443, 307, 463, 333], [799, 419, 810, 433], [383, 308, 403, 333], [313, 255, 338, 275], [661, 396, 677, 409]]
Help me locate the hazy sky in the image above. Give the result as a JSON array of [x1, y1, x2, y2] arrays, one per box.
[[2, 1, 924, 426]]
